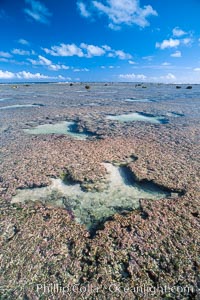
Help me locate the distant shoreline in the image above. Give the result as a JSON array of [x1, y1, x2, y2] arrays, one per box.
[[0, 81, 198, 85]]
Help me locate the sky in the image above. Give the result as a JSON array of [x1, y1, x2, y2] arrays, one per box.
[[0, 0, 200, 83]]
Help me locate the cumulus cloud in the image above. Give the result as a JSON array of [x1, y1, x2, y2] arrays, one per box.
[[0, 51, 12, 58], [128, 60, 136, 65], [80, 43, 106, 57], [157, 28, 192, 52], [73, 68, 89, 72], [0, 70, 15, 79], [28, 55, 69, 71], [182, 38, 192, 45], [172, 27, 187, 37], [171, 50, 182, 58], [0, 69, 64, 80], [16, 71, 51, 79], [118, 72, 178, 83], [156, 38, 180, 50], [24, 0, 52, 24], [111, 50, 132, 59], [160, 73, 176, 80], [0, 58, 9, 62], [77, 2, 91, 17], [12, 48, 34, 56], [43, 42, 132, 60], [119, 73, 147, 81], [18, 39, 30, 46], [43, 44, 84, 57], [77, 0, 157, 29], [166, 73, 176, 79]]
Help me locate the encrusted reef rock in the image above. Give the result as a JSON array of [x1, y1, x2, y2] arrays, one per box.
[[0, 83, 200, 299], [0, 192, 199, 299]]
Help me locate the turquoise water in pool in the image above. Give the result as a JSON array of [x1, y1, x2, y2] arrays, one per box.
[[0, 104, 41, 109], [11, 163, 170, 232], [106, 112, 168, 124], [23, 121, 91, 140]]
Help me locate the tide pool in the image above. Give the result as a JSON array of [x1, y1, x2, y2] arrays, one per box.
[[12, 163, 170, 233], [24, 121, 93, 140], [107, 112, 168, 124]]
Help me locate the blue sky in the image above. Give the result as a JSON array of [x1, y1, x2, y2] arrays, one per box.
[[0, 0, 200, 83]]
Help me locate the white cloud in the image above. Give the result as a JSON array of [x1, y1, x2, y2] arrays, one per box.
[[43, 43, 132, 60], [0, 58, 9, 62], [128, 60, 136, 65], [50, 64, 69, 71], [80, 43, 105, 57], [0, 51, 12, 58], [166, 73, 176, 80], [12, 48, 33, 56], [157, 28, 192, 52], [119, 73, 147, 81], [18, 39, 30, 46], [43, 44, 84, 57], [37, 55, 52, 65], [156, 38, 180, 50], [47, 64, 60, 71], [16, 71, 50, 79], [113, 50, 132, 60], [160, 73, 176, 80], [73, 68, 89, 72], [24, 0, 52, 24], [78, 0, 157, 29], [171, 50, 182, 58], [0, 69, 65, 80], [117, 71, 200, 84], [93, 0, 157, 28], [182, 38, 192, 45], [108, 23, 121, 30], [0, 70, 15, 79], [162, 62, 171, 66], [102, 45, 112, 51], [58, 75, 66, 80], [77, 2, 91, 17], [28, 55, 69, 71], [28, 55, 50, 66], [194, 68, 200, 71], [172, 27, 187, 37], [0, 70, 50, 80]]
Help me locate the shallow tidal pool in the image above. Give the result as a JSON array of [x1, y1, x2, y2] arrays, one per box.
[[106, 112, 168, 124], [124, 98, 155, 103], [12, 163, 170, 233], [0, 104, 42, 109], [23, 121, 91, 140]]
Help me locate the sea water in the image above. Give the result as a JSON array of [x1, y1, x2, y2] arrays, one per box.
[[12, 163, 170, 232]]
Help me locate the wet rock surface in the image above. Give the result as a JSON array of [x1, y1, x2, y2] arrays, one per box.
[[0, 82, 200, 299]]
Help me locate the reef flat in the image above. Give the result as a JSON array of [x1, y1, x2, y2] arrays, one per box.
[[0, 82, 199, 299]]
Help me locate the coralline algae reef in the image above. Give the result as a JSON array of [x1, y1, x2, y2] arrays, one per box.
[[0, 83, 200, 299], [0, 191, 199, 299]]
